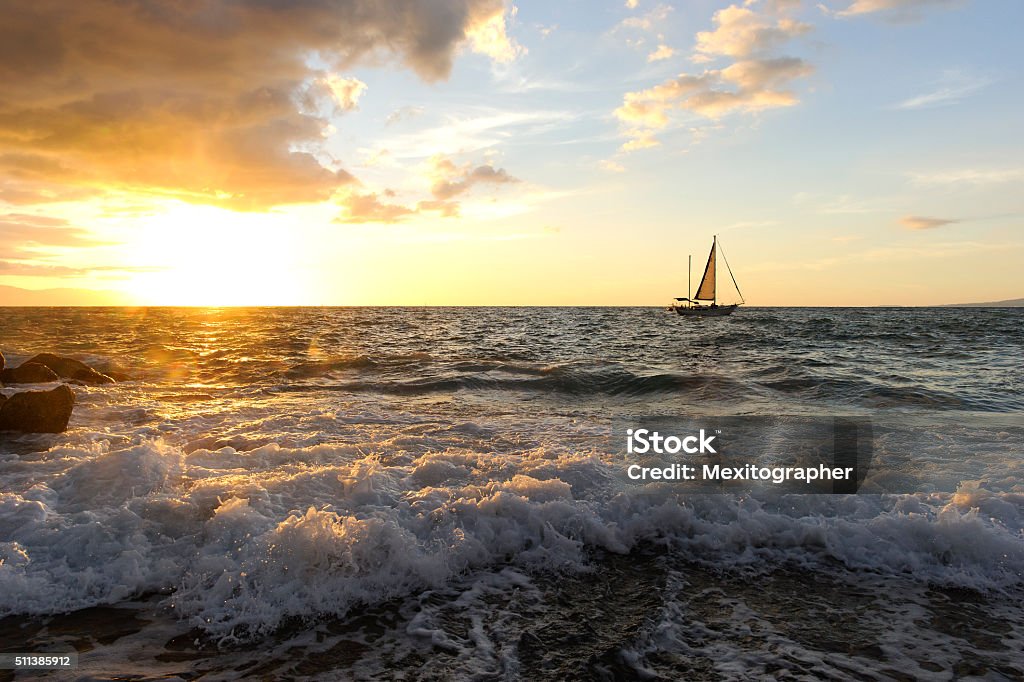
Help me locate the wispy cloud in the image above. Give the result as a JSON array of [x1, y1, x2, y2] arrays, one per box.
[[907, 168, 1024, 186], [335, 154, 521, 224], [0, 213, 112, 253], [374, 108, 573, 159], [617, 4, 673, 33], [835, 0, 963, 21], [747, 240, 1019, 273], [0, 260, 161, 278], [894, 70, 992, 110], [899, 215, 959, 230], [793, 192, 891, 215], [385, 106, 425, 127], [722, 219, 780, 231]]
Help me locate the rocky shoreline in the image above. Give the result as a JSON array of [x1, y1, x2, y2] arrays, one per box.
[[0, 350, 125, 434]]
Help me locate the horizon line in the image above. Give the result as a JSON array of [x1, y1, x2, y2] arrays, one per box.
[[1, 303, 1021, 309]]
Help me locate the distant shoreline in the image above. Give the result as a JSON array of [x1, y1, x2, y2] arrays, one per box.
[[941, 298, 1024, 307]]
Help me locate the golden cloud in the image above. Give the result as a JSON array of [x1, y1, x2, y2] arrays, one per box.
[[837, 0, 961, 18], [695, 5, 809, 60], [647, 45, 676, 63], [899, 215, 959, 230], [0, 213, 109, 251], [615, 2, 812, 150], [334, 154, 519, 223], [615, 57, 811, 125], [429, 155, 520, 200], [335, 191, 416, 224], [0, 0, 514, 210]]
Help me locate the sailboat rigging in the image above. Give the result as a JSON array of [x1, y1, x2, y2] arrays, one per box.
[[671, 235, 744, 317]]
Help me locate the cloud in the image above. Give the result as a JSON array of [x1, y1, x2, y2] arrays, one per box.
[[836, 0, 962, 19], [0, 261, 160, 277], [385, 106, 426, 126], [620, 133, 661, 151], [322, 76, 368, 111], [0, 213, 109, 251], [429, 156, 520, 200], [616, 57, 812, 124], [756, 0, 803, 13], [899, 215, 959, 230], [334, 191, 464, 224], [619, 4, 673, 32], [467, 4, 525, 63], [647, 45, 676, 62], [0, 284, 133, 305], [335, 154, 519, 223], [0, 213, 159, 278], [374, 108, 571, 159], [694, 5, 810, 60], [626, 0, 640, 8], [0, 182, 100, 206], [793, 192, 891, 215], [907, 168, 1024, 186], [722, 219, 779, 231], [615, 3, 812, 150], [0, 0, 517, 210], [893, 70, 992, 110], [335, 190, 416, 224], [416, 199, 462, 218], [599, 160, 627, 173]]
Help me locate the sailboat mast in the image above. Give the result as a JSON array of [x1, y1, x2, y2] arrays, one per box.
[[712, 235, 717, 306], [688, 255, 691, 307]]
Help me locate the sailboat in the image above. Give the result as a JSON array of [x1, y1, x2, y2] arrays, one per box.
[[672, 235, 744, 317]]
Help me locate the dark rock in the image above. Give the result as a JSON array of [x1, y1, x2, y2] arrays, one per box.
[[1, 362, 60, 384], [0, 385, 76, 433], [104, 370, 132, 382], [24, 353, 115, 384]]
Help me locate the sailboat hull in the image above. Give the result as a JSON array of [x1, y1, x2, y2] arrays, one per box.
[[673, 304, 738, 317]]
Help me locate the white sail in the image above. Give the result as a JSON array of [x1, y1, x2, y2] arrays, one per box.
[[694, 241, 716, 301]]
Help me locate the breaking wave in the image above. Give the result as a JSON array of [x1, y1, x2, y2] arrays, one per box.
[[2, 438, 1023, 642]]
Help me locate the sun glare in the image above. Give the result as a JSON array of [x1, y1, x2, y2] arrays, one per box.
[[123, 203, 308, 306]]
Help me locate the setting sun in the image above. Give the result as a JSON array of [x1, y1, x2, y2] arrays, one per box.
[[119, 203, 309, 306]]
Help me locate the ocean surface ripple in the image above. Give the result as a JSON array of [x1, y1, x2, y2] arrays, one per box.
[[1, 307, 1022, 679]]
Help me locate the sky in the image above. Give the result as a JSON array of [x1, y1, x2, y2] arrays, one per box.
[[0, 0, 1021, 306]]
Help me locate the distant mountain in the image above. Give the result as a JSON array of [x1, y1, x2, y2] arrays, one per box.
[[944, 297, 1024, 307], [0, 285, 133, 306]]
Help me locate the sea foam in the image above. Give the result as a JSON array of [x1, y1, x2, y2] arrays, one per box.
[[2, 438, 1022, 642]]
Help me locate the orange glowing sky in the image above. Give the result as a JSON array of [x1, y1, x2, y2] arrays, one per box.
[[1, 0, 1022, 306]]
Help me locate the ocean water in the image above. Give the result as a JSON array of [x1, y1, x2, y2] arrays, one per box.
[[1, 306, 1022, 680]]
